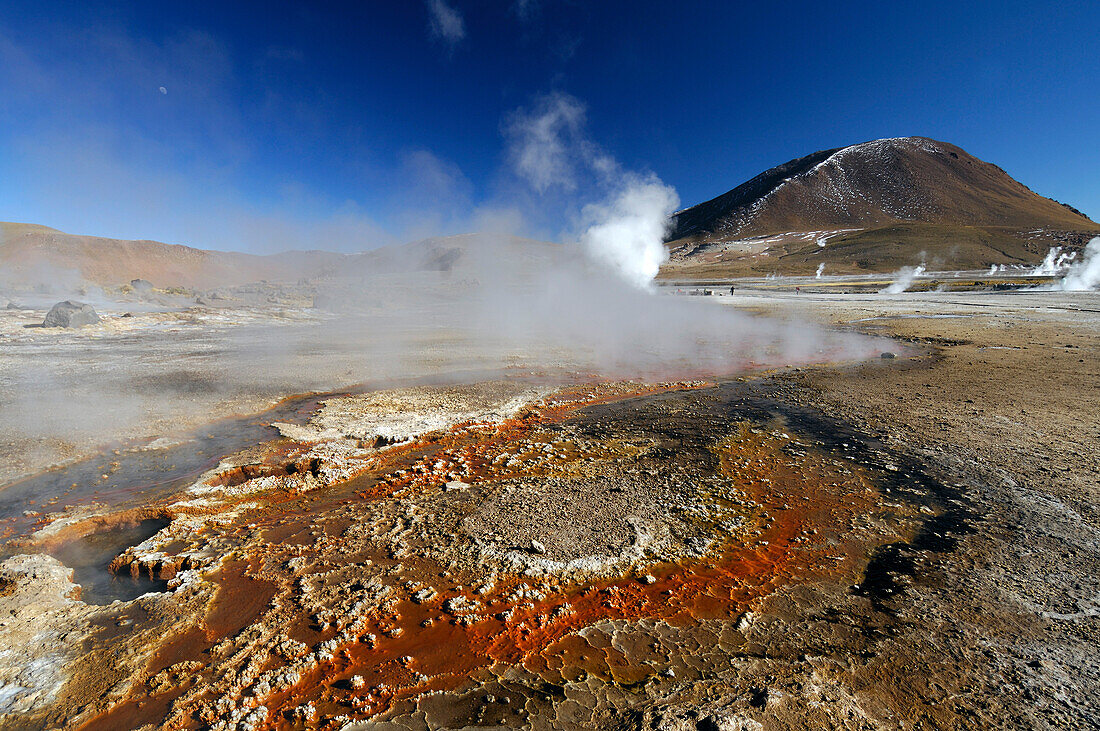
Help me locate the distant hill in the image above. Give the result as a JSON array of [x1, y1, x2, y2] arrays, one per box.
[[662, 137, 1100, 278], [318, 233, 568, 280], [0, 222, 351, 290], [0, 223, 564, 294]]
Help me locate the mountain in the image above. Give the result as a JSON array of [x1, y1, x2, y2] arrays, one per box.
[[662, 137, 1100, 278], [0, 222, 352, 290], [318, 233, 567, 280], [0, 223, 563, 295], [7, 135, 1097, 290]]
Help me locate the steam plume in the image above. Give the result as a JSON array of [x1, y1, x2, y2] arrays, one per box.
[[1030, 246, 1077, 276], [0, 87, 888, 488], [505, 92, 679, 288], [1052, 237, 1100, 291], [504, 92, 587, 194], [879, 264, 926, 294], [578, 175, 678, 289]]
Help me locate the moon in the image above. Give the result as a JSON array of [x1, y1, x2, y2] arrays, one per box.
[[159, 86, 167, 94]]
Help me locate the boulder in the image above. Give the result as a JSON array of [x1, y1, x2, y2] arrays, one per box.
[[43, 300, 100, 328]]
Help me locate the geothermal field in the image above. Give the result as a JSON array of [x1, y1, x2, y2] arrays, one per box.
[[2, 5, 1100, 730], [1, 230, 1099, 730]]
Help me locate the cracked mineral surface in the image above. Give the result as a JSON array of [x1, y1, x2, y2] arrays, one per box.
[[1, 289, 1098, 730]]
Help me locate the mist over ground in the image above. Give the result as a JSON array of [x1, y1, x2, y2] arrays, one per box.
[[0, 90, 890, 486], [7, 86, 1096, 489], [0, 226, 883, 485]]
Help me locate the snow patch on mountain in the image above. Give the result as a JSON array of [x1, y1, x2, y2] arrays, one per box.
[[717, 137, 942, 237]]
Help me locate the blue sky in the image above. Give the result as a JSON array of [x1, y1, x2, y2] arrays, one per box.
[[0, 0, 1097, 251]]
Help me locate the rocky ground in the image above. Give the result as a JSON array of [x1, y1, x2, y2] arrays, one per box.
[[0, 287, 1097, 730], [0, 293, 333, 486], [729, 289, 1100, 728], [0, 274, 870, 489], [0, 287, 555, 488]]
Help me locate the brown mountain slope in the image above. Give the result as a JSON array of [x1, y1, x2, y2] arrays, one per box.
[[0, 224, 565, 294], [0, 222, 351, 290], [663, 137, 1099, 277]]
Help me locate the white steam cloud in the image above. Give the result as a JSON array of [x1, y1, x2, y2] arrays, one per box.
[[426, 0, 466, 48], [879, 264, 926, 294], [0, 80, 890, 488], [0, 230, 885, 487], [505, 92, 677, 288], [579, 174, 678, 289], [1030, 246, 1077, 276], [1052, 237, 1100, 291], [815, 263, 825, 278], [504, 92, 587, 194]]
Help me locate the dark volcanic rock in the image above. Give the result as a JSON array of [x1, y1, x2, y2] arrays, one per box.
[[43, 300, 100, 328]]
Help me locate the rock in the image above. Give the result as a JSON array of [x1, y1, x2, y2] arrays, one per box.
[[411, 587, 437, 604], [0, 554, 92, 718], [530, 539, 547, 554], [880, 351, 896, 359], [5, 301, 25, 310], [292, 703, 317, 721], [444, 480, 470, 491], [371, 435, 399, 448], [130, 279, 154, 293], [42, 300, 100, 328], [708, 716, 764, 731]]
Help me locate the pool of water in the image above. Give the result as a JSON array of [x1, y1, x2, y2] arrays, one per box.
[[0, 391, 331, 546], [49, 518, 171, 604]]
